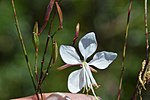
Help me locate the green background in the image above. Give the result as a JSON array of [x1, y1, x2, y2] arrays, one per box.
[[0, 0, 150, 99]]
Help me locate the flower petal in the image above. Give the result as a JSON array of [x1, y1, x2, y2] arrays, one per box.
[[60, 45, 81, 64], [89, 51, 117, 69], [68, 69, 85, 93], [79, 32, 97, 60]]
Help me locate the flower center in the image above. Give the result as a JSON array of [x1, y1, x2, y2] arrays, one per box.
[[82, 61, 88, 68]]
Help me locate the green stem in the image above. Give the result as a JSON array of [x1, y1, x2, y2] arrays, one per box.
[[117, 0, 132, 100], [42, 37, 54, 82], [35, 48, 44, 100], [37, 10, 61, 93], [35, 7, 57, 97], [35, 48, 39, 81], [144, 0, 149, 62], [39, 4, 58, 83], [36, 0, 62, 96], [11, 0, 39, 100], [39, 8, 57, 85]]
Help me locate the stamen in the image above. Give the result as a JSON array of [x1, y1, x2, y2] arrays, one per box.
[[90, 85, 99, 100], [90, 66, 97, 73], [57, 64, 71, 70], [93, 84, 100, 89], [82, 87, 86, 93]]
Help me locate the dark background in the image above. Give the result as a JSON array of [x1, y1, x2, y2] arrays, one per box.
[[0, 0, 150, 99]]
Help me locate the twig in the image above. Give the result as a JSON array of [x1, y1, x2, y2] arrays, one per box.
[[117, 0, 133, 100], [11, 0, 39, 100]]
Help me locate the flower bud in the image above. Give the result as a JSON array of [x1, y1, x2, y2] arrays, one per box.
[[52, 40, 58, 64], [56, 2, 63, 29], [33, 22, 39, 49]]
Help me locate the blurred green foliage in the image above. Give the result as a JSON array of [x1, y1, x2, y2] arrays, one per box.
[[0, 0, 150, 100]]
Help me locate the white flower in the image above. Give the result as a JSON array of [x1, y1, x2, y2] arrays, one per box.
[[58, 32, 117, 97]]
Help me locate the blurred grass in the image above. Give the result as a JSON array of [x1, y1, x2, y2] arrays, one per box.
[[0, 0, 150, 99]]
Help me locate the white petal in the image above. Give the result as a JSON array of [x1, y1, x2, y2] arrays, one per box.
[[68, 69, 85, 93], [60, 45, 81, 64], [89, 51, 117, 69], [79, 32, 97, 60]]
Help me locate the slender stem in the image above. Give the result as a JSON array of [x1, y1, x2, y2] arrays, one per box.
[[35, 48, 43, 100], [144, 0, 149, 62], [117, 0, 132, 100], [35, 48, 39, 81], [142, 0, 149, 88], [39, 9, 57, 83], [36, 8, 57, 96], [37, 29, 60, 94], [36, 0, 62, 96], [11, 0, 39, 99], [41, 37, 54, 83], [39, 28, 60, 87], [37, 7, 62, 93], [131, 0, 149, 99], [39, 34, 50, 81]]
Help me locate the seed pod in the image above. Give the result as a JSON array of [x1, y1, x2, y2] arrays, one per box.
[[52, 40, 58, 64]]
